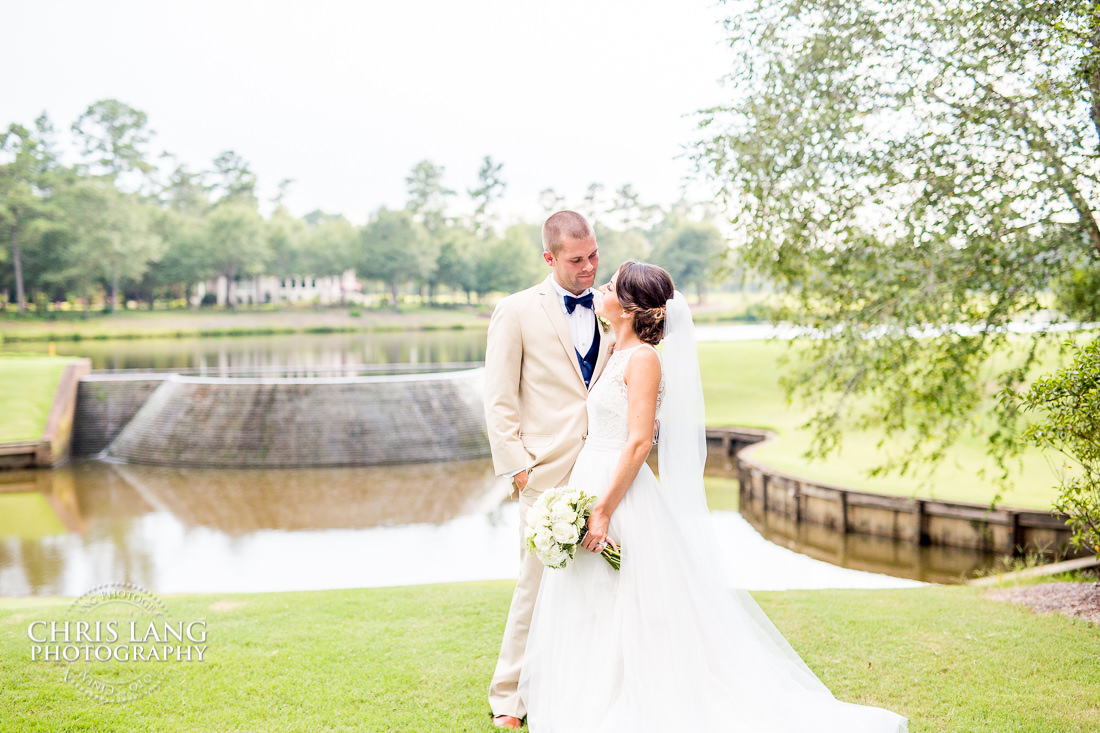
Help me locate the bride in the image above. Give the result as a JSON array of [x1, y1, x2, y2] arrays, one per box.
[[518, 261, 908, 732]]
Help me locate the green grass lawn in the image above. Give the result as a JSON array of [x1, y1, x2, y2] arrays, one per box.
[[0, 582, 1096, 732], [0, 356, 76, 442], [699, 341, 1065, 510]]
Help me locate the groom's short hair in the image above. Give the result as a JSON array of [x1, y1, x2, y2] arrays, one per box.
[[542, 210, 592, 256]]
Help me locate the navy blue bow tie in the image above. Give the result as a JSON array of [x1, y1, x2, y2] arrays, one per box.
[[564, 292, 594, 314]]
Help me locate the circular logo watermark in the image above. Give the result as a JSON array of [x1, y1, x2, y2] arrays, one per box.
[[26, 582, 207, 704]]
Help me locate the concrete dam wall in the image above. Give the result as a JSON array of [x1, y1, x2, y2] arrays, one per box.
[[72, 369, 489, 468]]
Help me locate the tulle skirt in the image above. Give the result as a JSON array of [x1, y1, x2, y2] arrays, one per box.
[[519, 443, 908, 733]]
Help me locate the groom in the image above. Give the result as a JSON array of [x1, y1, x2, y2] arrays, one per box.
[[483, 210, 612, 729]]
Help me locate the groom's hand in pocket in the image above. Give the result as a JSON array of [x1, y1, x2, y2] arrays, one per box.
[[512, 469, 529, 493]]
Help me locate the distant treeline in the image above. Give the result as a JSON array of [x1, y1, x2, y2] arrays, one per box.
[[0, 99, 733, 314]]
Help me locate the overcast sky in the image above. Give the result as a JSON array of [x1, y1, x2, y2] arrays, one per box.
[[7, 0, 734, 224]]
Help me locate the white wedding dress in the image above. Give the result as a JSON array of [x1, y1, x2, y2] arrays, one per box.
[[519, 307, 908, 732]]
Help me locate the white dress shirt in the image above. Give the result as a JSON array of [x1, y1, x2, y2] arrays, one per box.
[[550, 277, 597, 356]]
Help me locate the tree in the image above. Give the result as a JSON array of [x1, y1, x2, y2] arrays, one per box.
[[594, 225, 652, 284], [266, 206, 310, 280], [305, 215, 358, 302], [473, 225, 543, 299], [199, 202, 267, 309], [358, 208, 435, 311], [71, 99, 155, 190], [271, 178, 295, 209], [208, 150, 258, 206], [430, 225, 478, 303], [650, 219, 726, 303], [468, 155, 506, 238], [0, 117, 56, 314], [538, 188, 565, 216], [694, 0, 1100, 482], [406, 160, 455, 233], [613, 184, 641, 230], [580, 182, 606, 224], [1018, 339, 1100, 555], [60, 181, 165, 311], [150, 207, 209, 308], [160, 161, 209, 214]]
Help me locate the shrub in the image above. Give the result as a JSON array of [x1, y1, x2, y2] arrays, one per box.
[[1018, 339, 1100, 556]]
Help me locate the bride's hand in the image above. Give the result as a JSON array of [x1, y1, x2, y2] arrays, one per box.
[[582, 506, 617, 554]]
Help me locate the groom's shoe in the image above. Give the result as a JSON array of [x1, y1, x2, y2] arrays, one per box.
[[492, 714, 523, 730]]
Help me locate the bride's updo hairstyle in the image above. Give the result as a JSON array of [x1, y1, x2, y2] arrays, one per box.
[[616, 261, 675, 346]]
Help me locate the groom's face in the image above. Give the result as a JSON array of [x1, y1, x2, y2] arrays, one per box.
[[545, 235, 599, 295]]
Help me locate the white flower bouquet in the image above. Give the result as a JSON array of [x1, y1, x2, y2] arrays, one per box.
[[525, 487, 621, 570]]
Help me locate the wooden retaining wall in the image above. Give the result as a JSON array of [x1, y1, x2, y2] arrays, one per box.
[[707, 426, 1074, 557]]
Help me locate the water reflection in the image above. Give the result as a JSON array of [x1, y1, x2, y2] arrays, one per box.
[[739, 509, 999, 585], [0, 457, 937, 597], [0, 460, 506, 596]]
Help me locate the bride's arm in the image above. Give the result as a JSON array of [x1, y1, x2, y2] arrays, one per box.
[[581, 347, 661, 553]]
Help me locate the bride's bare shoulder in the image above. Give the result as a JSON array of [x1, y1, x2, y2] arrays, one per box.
[[624, 344, 662, 383]]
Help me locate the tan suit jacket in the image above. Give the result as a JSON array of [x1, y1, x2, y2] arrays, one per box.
[[484, 274, 613, 494], [483, 273, 612, 719]]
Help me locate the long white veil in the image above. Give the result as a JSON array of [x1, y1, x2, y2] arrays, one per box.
[[656, 290, 833, 696]]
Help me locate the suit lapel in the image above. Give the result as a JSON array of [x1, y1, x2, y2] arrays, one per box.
[[539, 276, 586, 384]]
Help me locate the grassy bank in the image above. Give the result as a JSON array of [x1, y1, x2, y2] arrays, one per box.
[[0, 582, 1096, 732], [699, 341, 1063, 510], [0, 305, 491, 343], [0, 356, 77, 442]]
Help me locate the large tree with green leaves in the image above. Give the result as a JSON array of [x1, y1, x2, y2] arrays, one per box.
[[695, 0, 1100, 483], [472, 225, 543, 300], [71, 99, 156, 189], [0, 117, 57, 314], [430, 225, 479, 303], [59, 181, 165, 311], [200, 202, 268, 308], [358, 208, 435, 310]]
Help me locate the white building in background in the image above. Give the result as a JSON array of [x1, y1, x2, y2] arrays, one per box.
[[196, 270, 362, 306]]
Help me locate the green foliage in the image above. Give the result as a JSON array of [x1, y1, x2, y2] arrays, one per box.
[[359, 208, 435, 310], [57, 181, 166, 310], [208, 150, 257, 206], [1018, 339, 1100, 555], [200, 203, 268, 304], [70, 98, 155, 184], [1054, 256, 1100, 323], [432, 225, 479, 300], [2, 104, 734, 313], [0, 116, 58, 314], [472, 225, 543, 298], [594, 225, 651, 284], [695, 0, 1100, 484], [650, 218, 726, 302], [265, 206, 310, 278]]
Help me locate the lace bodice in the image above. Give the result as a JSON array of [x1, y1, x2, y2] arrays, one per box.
[[585, 344, 664, 449]]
